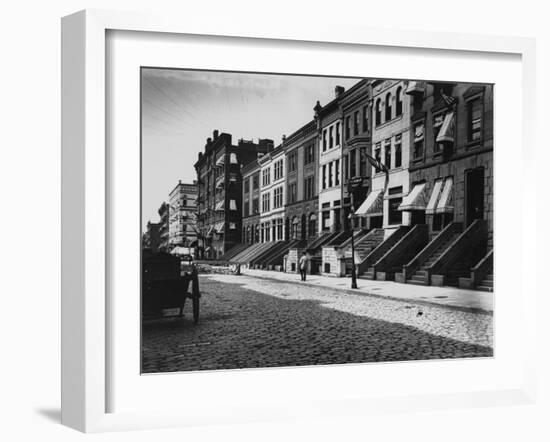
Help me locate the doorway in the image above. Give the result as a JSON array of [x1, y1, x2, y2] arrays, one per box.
[[465, 167, 485, 226]]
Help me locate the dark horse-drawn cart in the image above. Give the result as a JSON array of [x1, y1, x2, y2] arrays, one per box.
[[142, 251, 201, 324]]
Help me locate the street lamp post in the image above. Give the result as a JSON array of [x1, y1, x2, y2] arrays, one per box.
[[347, 178, 362, 290]]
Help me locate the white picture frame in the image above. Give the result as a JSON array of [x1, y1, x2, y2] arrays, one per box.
[[61, 9, 537, 433]]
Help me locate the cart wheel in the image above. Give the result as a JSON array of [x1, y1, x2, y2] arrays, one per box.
[[192, 296, 200, 324]]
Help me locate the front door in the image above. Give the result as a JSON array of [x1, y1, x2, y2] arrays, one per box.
[[465, 167, 485, 226]]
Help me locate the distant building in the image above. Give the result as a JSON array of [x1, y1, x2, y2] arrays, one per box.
[[142, 221, 161, 253], [194, 130, 273, 259], [258, 145, 286, 242], [168, 180, 198, 253], [157, 202, 170, 252], [283, 120, 319, 240], [242, 159, 261, 244]]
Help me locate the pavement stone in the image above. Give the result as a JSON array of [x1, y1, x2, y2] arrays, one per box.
[[142, 273, 493, 373]]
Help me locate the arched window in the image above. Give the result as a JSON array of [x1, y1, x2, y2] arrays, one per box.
[[375, 99, 381, 126], [385, 92, 392, 121], [308, 213, 317, 237], [396, 87, 403, 117]]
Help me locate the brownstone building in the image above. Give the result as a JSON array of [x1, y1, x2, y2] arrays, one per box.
[[194, 130, 273, 259], [404, 81, 493, 244]]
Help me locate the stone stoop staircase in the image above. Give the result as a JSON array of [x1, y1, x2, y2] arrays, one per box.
[[344, 229, 385, 273], [407, 229, 463, 285], [477, 271, 493, 292]]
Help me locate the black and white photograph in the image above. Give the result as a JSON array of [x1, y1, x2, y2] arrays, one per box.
[[140, 68, 494, 374]]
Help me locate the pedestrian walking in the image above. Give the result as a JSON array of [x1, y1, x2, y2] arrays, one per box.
[[299, 251, 308, 281]]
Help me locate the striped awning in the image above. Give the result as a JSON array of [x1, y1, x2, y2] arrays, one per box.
[[425, 179, 443, 215], [355, 189, 383, 217], [436, 112, 455, 143], [215, 200, 224, 211], [398, 183, 428, 211], [436, 177, 453, 213], [229, 199, 237, 211]]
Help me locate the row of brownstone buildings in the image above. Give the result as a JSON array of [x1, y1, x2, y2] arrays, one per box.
[[194, 78, 493, 290]]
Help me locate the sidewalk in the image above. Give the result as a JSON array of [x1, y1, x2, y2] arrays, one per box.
[[241, 268, 494, 313]]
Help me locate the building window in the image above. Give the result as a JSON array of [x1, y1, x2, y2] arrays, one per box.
[[376, 99, 381, 126], [362, 106, 369, 132], [335, 122, 340, 145], [374, 143, 382, 173], [359, 151, 367, 177], [395, 134, 402, 168], [335, 159, 340, 186], [252, 198, 259, 214], [253, 173, 259, 189], [276, 218, 283, 240], [322, 164, 327, 189], [353, 111, 359, 136], [433, 113, 445, 153], [274, 186, 284, 208], [322, 129, 327, 151], [286, 183, 296, 204], [385, 93, 392, 121], [328, 162, 333, 187], [262, 193, 270, 213], [396, 87, 403, 117], [349, 150, 356, 178], [244, 201, 249, 217], [468, 97, 482, 142], [262, 168, 271, 186], [274, 159, 284, 180], [343, 155, 349, 181], [329, 126, 334, 148], [304, 143, 315, 164], [308, 213, 317, 237], [388, 187, 403, 225], [322, 210, 330, 231], [288, 152, 297, 173], [384, 139, 392, 169], [413, 122, 425, 160], [244, 178, 250, 193], [345, 116, 351, 140], [304, 176, 315, 200]]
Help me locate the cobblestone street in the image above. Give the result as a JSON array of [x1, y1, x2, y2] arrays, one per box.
[[142, 274, 493, 373]]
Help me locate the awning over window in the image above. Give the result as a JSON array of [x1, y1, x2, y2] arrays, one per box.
[[436, 112, 455, 143], [229, 199, 237, 210], [355, 189, 383, 217], [214, 222, 225, 233], [215, 200, 224, 211], [216, 155, 225, 166], [436, 177, 453, 213], [405, 81, 425, 95], [230, 153, 238, 164], [398, 183, 428, 211]]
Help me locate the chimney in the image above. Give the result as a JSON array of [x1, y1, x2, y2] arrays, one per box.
[[335, 85, 345, 98], [213, 130, 219, 139], [282, 134, 286, 144]]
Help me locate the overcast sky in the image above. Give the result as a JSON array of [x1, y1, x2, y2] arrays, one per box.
[[141, 68, 361, 228]]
